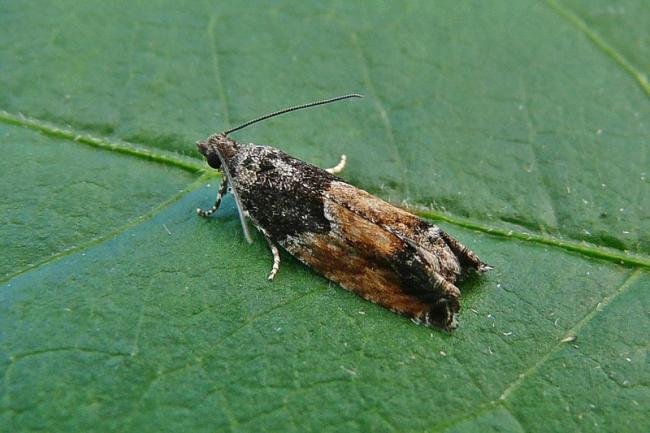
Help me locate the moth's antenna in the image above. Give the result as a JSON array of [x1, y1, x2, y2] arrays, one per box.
[[223, 93, 363, 135]]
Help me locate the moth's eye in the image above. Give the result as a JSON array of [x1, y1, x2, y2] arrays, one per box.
[[206, 153, 222, 169]]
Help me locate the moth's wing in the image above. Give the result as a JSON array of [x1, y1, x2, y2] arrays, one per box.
[[228, 145, 463, 328], [281, 195, 461, 329], [325, 181, 489, 280]]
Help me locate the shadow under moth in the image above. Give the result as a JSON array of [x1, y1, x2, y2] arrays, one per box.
[[196, 94, 491, 330]]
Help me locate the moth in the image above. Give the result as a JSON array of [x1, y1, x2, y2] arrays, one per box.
[[196, 94, 490, 329]]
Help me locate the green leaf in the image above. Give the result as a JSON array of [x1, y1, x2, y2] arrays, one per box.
[[1, 1, 648, 432]]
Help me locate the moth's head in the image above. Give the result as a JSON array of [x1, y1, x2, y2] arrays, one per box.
[[197, 133, 238, 170]]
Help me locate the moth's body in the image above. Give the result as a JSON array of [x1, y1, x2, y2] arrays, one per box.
[[197, 133, 490, 329]]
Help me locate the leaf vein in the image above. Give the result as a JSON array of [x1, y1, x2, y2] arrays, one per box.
[[417, 207, 650, 269], [426, 268, 643, 432], [349, 32, 409, 196], [520, 80, 560, 228], [207, 14, 231, 129], [0, 174, 213, 286], [0, 109, 204, 173], [1, 109, 648, 271], [544, 0, 650, 96], [497, 268, 643, 401]]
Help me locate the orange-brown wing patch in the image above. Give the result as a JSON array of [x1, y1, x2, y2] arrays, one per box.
[[326, 181, 421, 233], [280, 197, 460, 328], [326, 181, 463, 282]]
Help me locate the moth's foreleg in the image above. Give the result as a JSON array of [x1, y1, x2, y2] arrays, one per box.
[[197, 178, 229, 217], [325, 154, 347, 174], [439, 231, 492, 272]]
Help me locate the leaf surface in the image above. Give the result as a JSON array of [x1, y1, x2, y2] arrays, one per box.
[[1, 1, 648, 432]]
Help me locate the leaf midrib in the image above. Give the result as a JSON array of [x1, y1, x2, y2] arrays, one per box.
[[2, 108, 648, 271], [0, 110, 204, 173]]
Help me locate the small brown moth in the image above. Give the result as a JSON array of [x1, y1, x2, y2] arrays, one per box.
[[196, 95, 491, 329]]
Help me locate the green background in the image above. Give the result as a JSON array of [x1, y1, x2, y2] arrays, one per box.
[[1, 1, 648, 432]]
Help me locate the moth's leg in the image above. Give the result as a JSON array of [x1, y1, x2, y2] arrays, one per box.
[[439, 231, 492, 272], [266, 238, 281, 281], [197, 178, 229, 217], [325, 154, 347, 174], [257, 226, 281, 280]]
